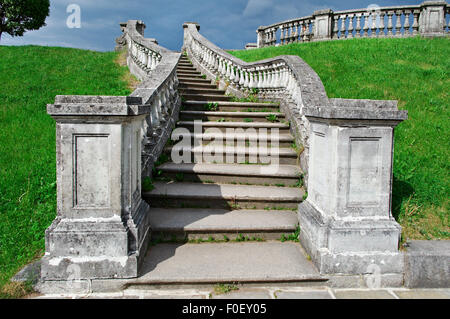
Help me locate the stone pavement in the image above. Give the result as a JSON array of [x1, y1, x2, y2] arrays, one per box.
[[32, 286, 450, 299]]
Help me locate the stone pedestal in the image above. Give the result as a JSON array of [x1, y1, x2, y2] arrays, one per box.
[[257, 27, 266, 48], [298, 101, 408, 276], [41, 96, 152, 280], [313, 9, 334, 41], [419, 1, 447, 37]]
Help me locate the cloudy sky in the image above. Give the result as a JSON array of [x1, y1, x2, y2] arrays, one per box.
[[1, 0, 424, 51]]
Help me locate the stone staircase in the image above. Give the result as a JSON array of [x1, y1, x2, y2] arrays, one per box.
[[134, 54, 325, 287]]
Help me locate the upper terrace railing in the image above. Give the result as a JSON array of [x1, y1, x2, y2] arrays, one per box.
[[254, 1, 449, 48], [41, 20, 181, 281]]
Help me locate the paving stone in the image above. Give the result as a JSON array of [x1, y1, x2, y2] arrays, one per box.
[[275, 290, 332, 299], [334, 290, 395, 299], [393, 289, 450, 299], [212, 290, 271, 299]]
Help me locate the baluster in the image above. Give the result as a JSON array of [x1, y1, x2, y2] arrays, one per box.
[[248, 69, 254, 88], [404, 10, 411, 36], [412, 9, 420, 36], [244, 70, 249, 88], [233, 66, 239, 86], [332, 16, 339, 39], [362, 12, 370, 37], [395, 10, 403, 36], [289, 24, 294, 43], [303, 20, 310, 41], [279, 25, 285, 45], [293, 22, 299, 42], [225, 61, 231, 80], [387, 11, 394, 37], [355, 14, 362, 38], [347, 15, 354, 38], [378, 11, 386, 37], [370, 11, 377, 37]]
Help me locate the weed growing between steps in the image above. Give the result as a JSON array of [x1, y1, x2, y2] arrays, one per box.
[[0, 45, 133, 292], [149, 234, 267, 246], [230, 37, 450, 240], [213, 283, 239, 295], [280, 226, 300, 243]]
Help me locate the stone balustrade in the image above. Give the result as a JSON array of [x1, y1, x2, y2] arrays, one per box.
[[255, 1, 449, 48], [183, 22, 409, 279], [40, 20, 181, 283]]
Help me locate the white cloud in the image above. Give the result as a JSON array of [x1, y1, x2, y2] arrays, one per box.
[[243, 0, 273, 17]]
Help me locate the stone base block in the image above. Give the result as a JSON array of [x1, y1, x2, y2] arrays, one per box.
[[298, 200, 404, 276], [41, 254, 139, 281], [404, 240, 450, 288]]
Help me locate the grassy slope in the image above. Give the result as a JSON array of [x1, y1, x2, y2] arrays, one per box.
[[230, 37, 449, 241], [0, 46, 132, 293]]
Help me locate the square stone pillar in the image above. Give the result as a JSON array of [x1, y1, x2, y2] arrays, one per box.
[[419, 1, 447, 37], [41, 95, 152, 280], [312, 9, 334, 41], [298, 100, 408, 276], [257, 26, 266, 48]]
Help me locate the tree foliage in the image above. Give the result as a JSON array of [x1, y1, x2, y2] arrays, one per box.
[[0, 0, 50, 41]]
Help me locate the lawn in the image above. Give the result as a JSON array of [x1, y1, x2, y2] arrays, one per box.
[[230, 37, 449, 241], [0, 46, 133, 297]]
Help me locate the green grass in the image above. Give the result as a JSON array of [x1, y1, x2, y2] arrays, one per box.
[[0, 45, 133, 295], [230, 37, 449, 240]]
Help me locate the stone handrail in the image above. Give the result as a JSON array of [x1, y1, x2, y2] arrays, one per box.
[[255, 1, 449, 47], [41, 20, 181, 281], [183, 22, 410, 277]]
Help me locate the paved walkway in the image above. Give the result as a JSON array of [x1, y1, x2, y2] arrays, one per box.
[[33, 286, 450, 299]]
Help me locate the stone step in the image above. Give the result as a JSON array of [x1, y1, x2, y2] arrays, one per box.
[[169, 131, 295, 148], [177, 73, 206, 79], [177, 120, 290, 133], [178, 62, 193, 67], [179, 82, 217, 90], [177, 70, 202, 76], [177, 66, 196, 71], [128, 242, 326, 287], [143, 181, 303, 209], [182, 100, 280, 112], [178, 77, 212, 84], [179, 88, 226, 95], [149, 208, 299, 240], [181, 93, 233, 102], [179, 110, 284, 123], [164, 145, 298, 165], [155, 162, 302, 186]]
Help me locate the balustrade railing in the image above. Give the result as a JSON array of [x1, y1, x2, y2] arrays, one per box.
[[255, 1, 449, 48]]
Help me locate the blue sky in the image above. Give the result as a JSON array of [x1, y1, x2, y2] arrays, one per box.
[[1, 0, 424, 51]]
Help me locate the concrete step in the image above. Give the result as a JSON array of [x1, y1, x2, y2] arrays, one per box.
[[181, 93, 233, 102], [180, 110, 285, 123], [169, 131, 295, 148], [155, 162, 302, 186], [178, 62, 193, 67], [143, 181, 303, 209], [128, 242, 326, 287], [164, 144, 298, 165], [177, 120, 290, 133], [177, 73, 206, 79], [179, 82, 218, 90], [177, 66, 196, 71], [177, 70, 202, 76], [179, 88, 226, 95], [182, 100, 280, 112], [149, 208, 299, 240]]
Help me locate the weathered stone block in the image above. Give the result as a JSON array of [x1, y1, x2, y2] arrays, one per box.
[[404, 240, 450, 288]]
